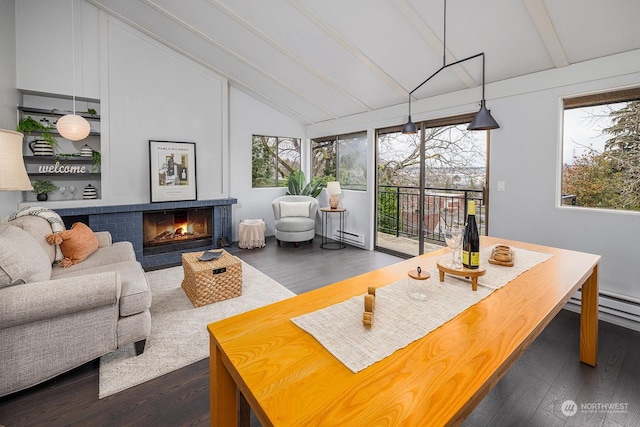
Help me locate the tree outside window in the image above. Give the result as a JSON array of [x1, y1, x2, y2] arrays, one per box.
[[252, 135, 301, 188], [311, 131, 367, 191], [562, 88, 640, 211]]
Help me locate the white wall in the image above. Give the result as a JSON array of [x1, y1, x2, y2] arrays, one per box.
[[488, 50, 640, 300], [103, 16, 228, 204], [0, 0, 22, 218], [16, 0, 100, 99], [229, 87, 306, 239]]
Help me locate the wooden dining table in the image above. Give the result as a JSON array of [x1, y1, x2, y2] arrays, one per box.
[[207, 236, 600, 426]]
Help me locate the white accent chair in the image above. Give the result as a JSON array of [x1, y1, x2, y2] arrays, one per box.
[[272, 195, 319, 247]]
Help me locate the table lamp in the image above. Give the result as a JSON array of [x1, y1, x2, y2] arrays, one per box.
[[326, 181, 341, 209], [0, 129, 33, 191]]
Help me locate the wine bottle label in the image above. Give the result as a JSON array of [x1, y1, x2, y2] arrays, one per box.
[[462, 250, 480, 268], [470, 251, 480, 267]]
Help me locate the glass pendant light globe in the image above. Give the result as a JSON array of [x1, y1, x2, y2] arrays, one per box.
[[57, 114, 91, 141]]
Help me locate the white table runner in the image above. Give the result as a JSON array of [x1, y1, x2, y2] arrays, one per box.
[[291, 245, 553, 373]]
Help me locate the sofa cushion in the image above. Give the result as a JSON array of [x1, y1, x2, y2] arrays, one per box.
[[0, 224, 52, 288], [7, 215, 57, 264], [276, 217, 316, 232], [46, 222, 100, 268], [50, 242, 137, 276], [52, 260, 151, 316], [279, 201, 310, 218]]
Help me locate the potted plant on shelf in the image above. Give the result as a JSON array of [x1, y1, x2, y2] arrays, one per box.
[[32, 180, 58, 201], [17, 116, 59, 154]]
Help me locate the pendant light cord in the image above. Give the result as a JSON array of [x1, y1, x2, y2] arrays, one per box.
[[71, 0, 76, 115], [442, 0, 447, 67]]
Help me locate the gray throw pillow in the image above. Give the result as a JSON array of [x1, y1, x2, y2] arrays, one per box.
[[0, 224, 52, 288]]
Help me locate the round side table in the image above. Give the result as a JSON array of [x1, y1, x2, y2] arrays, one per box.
[[320, 207, 346, 249]]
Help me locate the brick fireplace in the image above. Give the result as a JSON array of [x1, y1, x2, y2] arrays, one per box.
[[142, 207, 213, 256], [55, 198, 236, 269]]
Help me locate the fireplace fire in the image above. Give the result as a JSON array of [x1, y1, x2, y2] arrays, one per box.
[[143, 208, 213, 255]]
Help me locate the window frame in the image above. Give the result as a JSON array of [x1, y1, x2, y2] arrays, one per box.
[[560, 86, 640, 213], [311, 131, 368, 191], [251, 134, 301, 189]]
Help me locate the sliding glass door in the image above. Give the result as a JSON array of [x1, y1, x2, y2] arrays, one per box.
[[375, 115, 488, 257]]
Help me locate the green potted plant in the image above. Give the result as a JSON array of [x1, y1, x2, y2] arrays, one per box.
[[32, 180, 58, 201], [286, 170, 324, 198], [17, 116, 58, 151], [91, 149, 101, 173]]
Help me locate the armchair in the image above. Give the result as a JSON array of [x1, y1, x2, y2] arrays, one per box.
[[272, 195, 319, 247]]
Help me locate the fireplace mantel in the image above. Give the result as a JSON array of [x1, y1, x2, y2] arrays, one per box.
[[54, 198, 237, 269]]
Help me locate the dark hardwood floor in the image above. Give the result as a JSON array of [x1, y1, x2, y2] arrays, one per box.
[[1, 236, 639, 427]]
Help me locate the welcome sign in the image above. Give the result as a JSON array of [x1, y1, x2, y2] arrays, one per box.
[[25, 159, 94, 175]]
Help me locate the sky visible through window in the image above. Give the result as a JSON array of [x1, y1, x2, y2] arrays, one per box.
[[563, 103, 624, 165]]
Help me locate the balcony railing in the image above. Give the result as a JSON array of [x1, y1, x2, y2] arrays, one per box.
[[377, 185, 486, 246]]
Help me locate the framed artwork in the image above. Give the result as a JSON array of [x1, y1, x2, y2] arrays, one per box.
[[149, 140, 197, 202]]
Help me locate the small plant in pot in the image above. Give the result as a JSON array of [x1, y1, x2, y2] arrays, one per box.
[[32, 180, 58, 201], [17, 116, 58, 150]]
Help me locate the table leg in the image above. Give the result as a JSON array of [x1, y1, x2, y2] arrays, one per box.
[[210, 336, 238, 426], [471, 277, 478, 291], [580, 264, 599, 366]]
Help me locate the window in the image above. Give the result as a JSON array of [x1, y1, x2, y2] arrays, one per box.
[[252, 135, 301, 188], [311, 131, 367, 190], [562, 87, 640, 211], [377, 114, 487, 190]]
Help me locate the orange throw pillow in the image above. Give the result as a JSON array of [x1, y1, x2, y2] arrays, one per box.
[[46, 222, 99, 268]]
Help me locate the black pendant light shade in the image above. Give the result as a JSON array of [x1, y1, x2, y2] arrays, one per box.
[[402, 116, 418, 134], [467, 100, 500, 131]]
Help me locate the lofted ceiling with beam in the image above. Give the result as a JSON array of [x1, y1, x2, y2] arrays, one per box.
[[88, 0, 640, 125]]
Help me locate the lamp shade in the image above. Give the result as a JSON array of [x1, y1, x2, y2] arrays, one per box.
[[468, 100, 500, 131], [326, 181, 341, 195], [0, 129, 33, 191], [401, 116, 418, 134], [56, 114, 91, 141]]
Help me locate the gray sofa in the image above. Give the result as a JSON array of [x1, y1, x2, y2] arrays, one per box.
[[0, 215, 151, 397]]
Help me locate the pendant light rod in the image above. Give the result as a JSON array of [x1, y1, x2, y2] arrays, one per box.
[[407, 52, 484, 97], [401, 0, 499, 133]]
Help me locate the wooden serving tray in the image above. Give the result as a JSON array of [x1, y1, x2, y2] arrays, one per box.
[[488, 246, 515, 267], [436, 259, 486, 291]]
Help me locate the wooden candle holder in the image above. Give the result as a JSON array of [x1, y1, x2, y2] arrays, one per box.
[[362, 286, 376, 328]]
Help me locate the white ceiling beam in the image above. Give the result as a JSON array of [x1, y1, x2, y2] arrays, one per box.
[[287, 0, 409, 98], [208, 0, 373, 113], [390, 0, 476, 89], [87, 0, 327, 123], [523, 0, 570, 68], [140, 0, 339, 120]]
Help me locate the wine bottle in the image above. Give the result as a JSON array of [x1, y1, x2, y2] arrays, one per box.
[[462, 200, 480, 269]]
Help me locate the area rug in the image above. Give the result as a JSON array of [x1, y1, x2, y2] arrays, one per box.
[[98, 261, 295, 398]]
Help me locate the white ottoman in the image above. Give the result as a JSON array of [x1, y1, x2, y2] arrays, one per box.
[[238, 219, 266, 249]]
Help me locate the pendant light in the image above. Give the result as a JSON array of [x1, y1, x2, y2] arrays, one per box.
[[401, 0, 500, 133], [57, 0, 91, 141]]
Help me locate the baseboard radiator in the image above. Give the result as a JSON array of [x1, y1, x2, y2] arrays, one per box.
[[333, 229, 366, 248], [565, 289, 640, 331]]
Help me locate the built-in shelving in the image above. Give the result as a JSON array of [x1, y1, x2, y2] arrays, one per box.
[[18, 94, 102, 203], [18, 106, 101, 121]]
